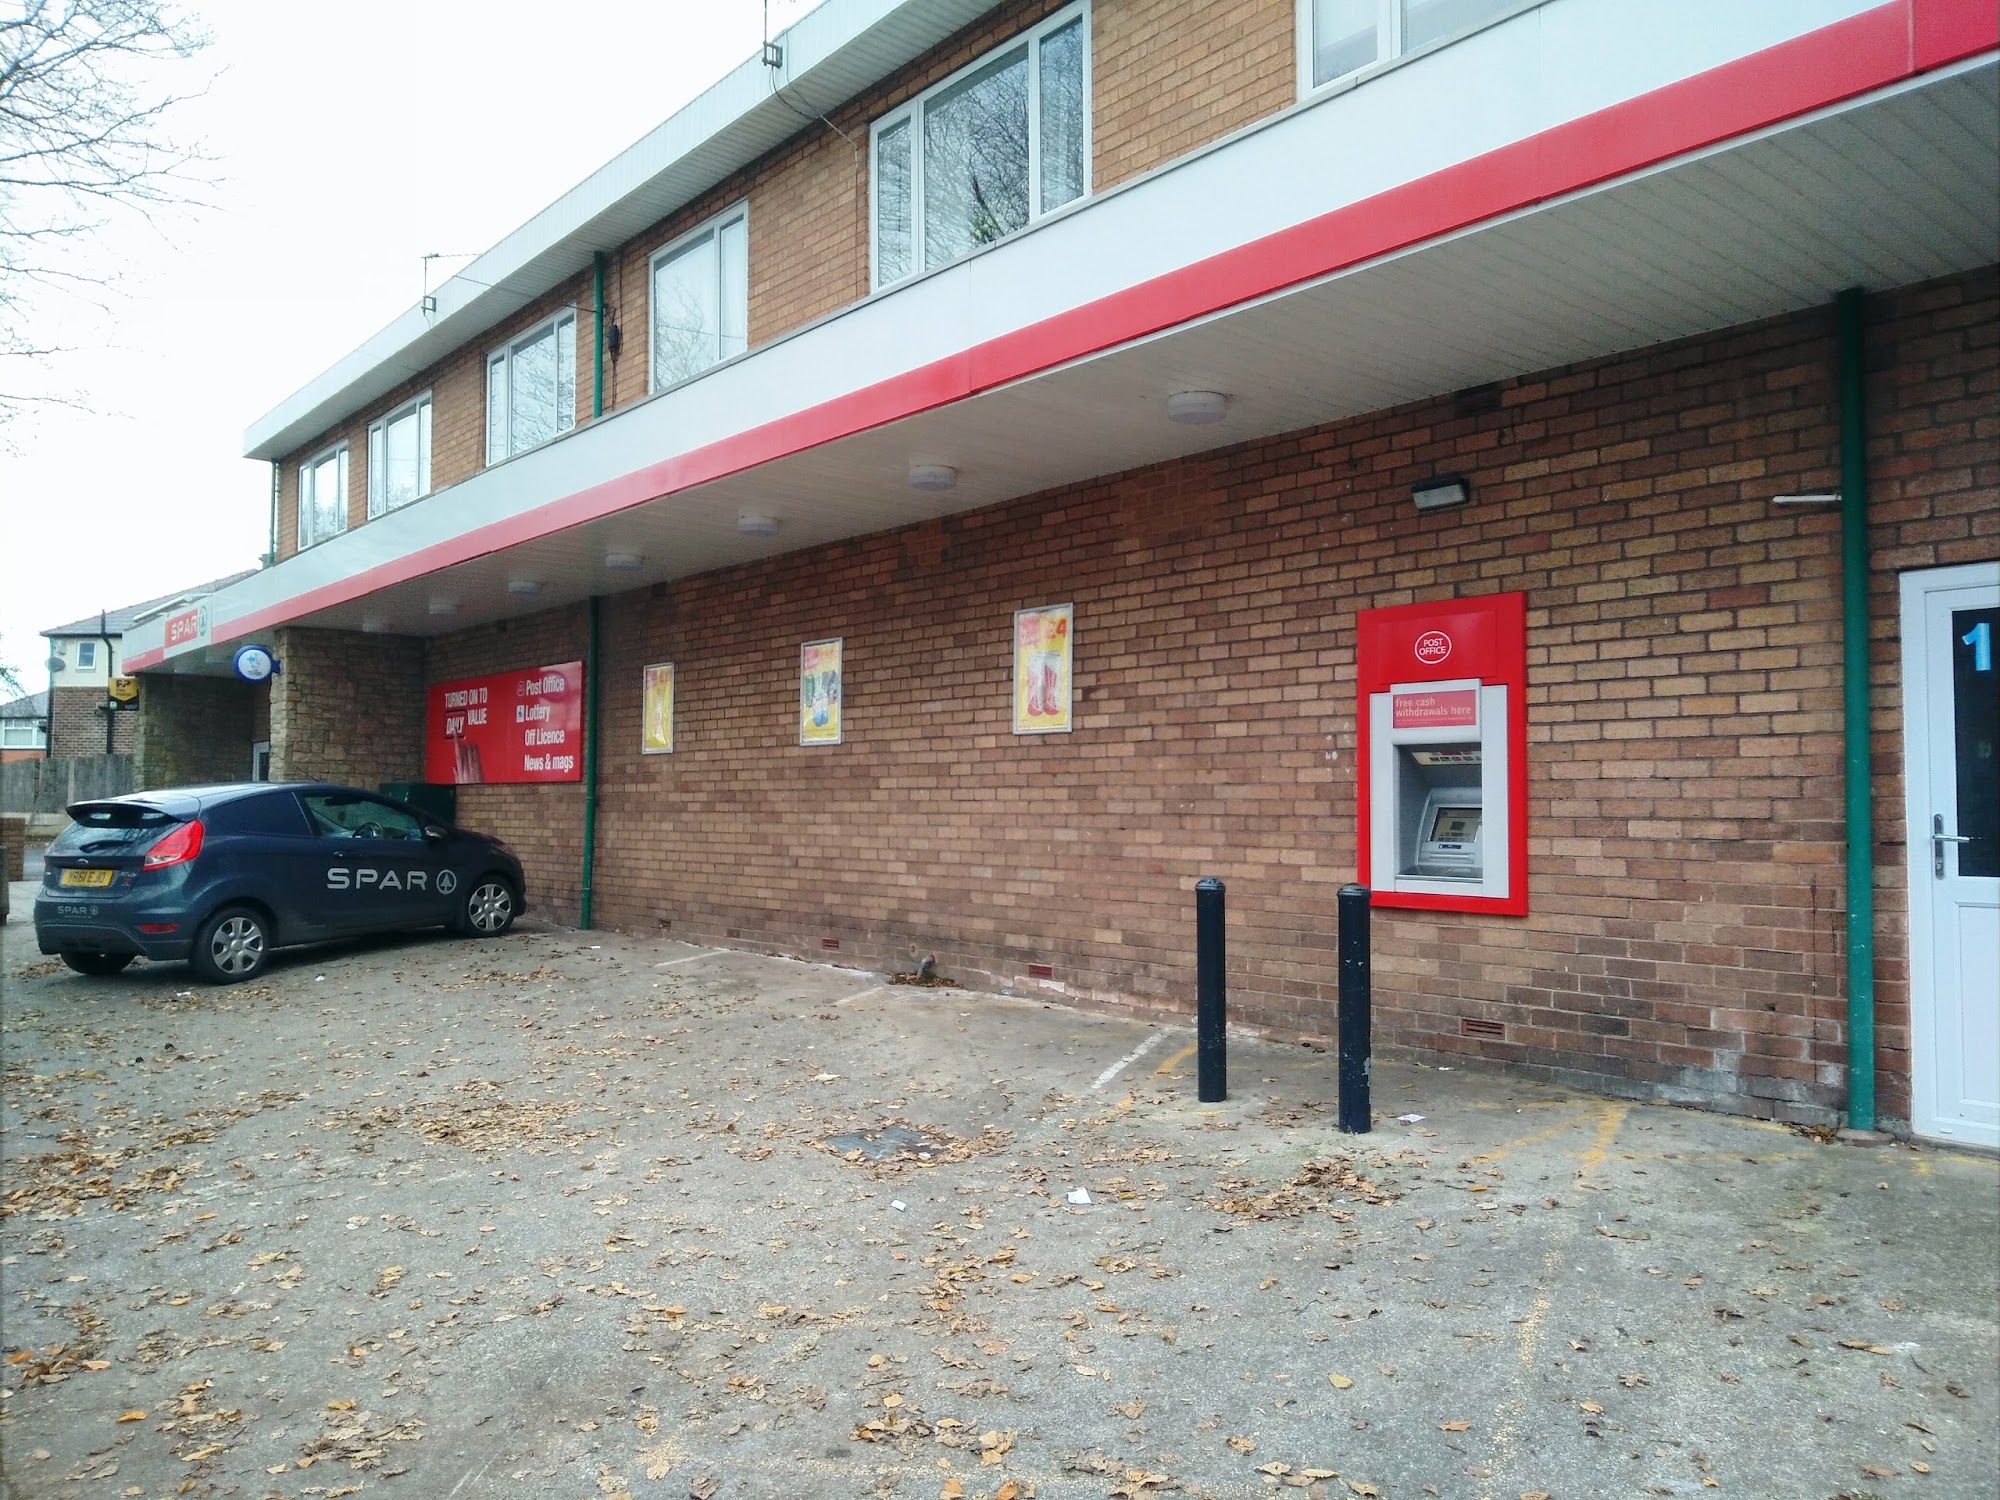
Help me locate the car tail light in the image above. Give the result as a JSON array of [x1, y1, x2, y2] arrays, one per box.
[[143, 819, 204, 870]]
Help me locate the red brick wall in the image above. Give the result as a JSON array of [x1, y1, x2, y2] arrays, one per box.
[[48, 685, 132, 758], [406, 270, 1983, 1130], [1093, 0, 1295, 191]]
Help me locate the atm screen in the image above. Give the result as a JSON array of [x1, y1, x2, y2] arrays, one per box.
[[1429, 806, 1481, 843]]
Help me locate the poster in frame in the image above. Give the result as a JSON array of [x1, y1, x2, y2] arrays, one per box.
[[800, 638, 843, 745], [641, 662, 675, 755], [1013, 603, 1073, 734]]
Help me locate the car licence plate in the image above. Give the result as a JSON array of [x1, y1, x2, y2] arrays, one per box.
[[59, 868, 115, 888]]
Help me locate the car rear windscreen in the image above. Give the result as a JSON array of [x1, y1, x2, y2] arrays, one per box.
[[50, 804, 179, 855]]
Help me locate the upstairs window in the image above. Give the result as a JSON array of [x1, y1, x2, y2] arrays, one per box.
[[651, 204, 750, 392], [486, 311, 577, 465], [871, 4, 1089, 288], [368, 393, 433, 518], [76, 641, 97, 669], [1305, 0, 1520, 91], [298, 443, 349, 548]]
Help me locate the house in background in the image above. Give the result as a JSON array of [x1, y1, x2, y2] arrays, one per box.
[[1, 690, 48, 762], [42, 574, 256, 760]]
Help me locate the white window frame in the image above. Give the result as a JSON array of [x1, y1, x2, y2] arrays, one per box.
[[2, 719, 45, 749], [75, 641, 97, 669], [367, 391, 433, 519], [485, 309, 578, 465], [297, 442, 350, 549], [648, 202, 751, 395], [869, 1, 1092, 290], [1294, 0, 1541, 102]]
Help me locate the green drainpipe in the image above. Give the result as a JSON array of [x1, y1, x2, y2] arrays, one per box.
[[581, 594, 602, 929], [1837, 287, 1875, 1132], [580, 254, 609, 929], [592, 252, 607, 420]]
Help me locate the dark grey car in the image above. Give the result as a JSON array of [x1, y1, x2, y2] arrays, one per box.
[[34, 782, 528, 983]]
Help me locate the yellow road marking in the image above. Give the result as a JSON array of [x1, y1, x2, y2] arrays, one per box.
[[1471, 1108, 1600, 1163], [1155, 1042, 1197, 1077], [1481, 1102, 1627, 1500]]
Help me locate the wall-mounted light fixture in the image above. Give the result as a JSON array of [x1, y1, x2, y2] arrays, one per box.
[[1771, 493, 1841, 506], [1166, 390, 1229, 425], [738, 513, 779, 537], [908, 463, 958, 492], [361, 615, 389, 634], [427, 598, 459, 619], [507, 578, 544, 597], [605, 551, 645, 571], [1411, 476, 1471, 513]]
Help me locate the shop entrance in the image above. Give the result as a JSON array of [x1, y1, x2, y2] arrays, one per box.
[[1899, 562, 1999, 1147]]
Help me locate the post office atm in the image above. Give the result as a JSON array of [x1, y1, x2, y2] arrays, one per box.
[[1357, 592, 1528, 915]]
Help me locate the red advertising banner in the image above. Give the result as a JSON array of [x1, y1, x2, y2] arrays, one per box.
[[424, 661, 584, 785]]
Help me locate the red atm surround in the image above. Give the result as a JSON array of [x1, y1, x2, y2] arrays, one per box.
[[1356, 591, 1529, 916]]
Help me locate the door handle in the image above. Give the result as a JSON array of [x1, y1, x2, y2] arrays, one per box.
[[1933, 813, 1972, 878]]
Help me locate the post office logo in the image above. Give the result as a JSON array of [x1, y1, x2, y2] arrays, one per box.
[[437, 870, 459, 895], [1413, 630, 1453, 666]]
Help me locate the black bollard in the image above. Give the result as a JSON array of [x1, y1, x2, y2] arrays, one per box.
[[1337, 883, 1371, 1133], [1195, 877, 1226, 1103]]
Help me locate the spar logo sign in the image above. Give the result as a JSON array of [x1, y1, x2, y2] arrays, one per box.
[[1413, 630, 1453, 666], [163, 603, 210, 653]]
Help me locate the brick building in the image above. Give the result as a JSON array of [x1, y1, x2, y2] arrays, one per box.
[[126, 0, 1997, 1142], [42, 576, 256, 761]]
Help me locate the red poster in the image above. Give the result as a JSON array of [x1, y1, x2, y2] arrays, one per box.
[[1392, 688, 1478, 729], [424, 661, 584, 785]]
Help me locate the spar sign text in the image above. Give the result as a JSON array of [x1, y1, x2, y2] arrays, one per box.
[[425, 661, 584, 784]]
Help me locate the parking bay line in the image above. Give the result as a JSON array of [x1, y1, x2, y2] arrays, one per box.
[[1089, 1030, 1164, 1090], [653, 949, 726, 969]]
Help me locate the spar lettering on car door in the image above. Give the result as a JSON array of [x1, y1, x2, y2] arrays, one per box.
[[303, 793, 449, 930]]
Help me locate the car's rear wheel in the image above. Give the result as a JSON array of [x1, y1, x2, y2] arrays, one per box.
[[459, 875, 516, 938], [60, 950, 135, 977], [190, 906, 270, 984]]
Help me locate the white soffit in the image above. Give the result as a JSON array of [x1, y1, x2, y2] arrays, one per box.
[[241, 0, 1005, 463], [138, 60, 1995, 668]]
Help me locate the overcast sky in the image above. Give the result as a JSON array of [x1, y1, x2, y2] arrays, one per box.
[[0, 0, 827, 693]]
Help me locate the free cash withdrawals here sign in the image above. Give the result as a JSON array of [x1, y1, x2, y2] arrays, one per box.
[[425, 661, 584, 784]]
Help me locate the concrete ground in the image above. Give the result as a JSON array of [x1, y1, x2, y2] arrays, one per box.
[[2, 882, 1994, 1500]]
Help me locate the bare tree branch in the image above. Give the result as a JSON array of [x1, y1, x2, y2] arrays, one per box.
[[0, 0, 213, 423]]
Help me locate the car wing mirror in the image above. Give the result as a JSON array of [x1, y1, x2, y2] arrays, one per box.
[[422, 825, 449, 844]]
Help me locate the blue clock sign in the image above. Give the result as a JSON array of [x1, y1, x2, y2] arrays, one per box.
[[232, 644, 276, 683]]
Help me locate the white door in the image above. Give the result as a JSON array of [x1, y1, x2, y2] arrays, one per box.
[[1900, 562, 2000, 1147]]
